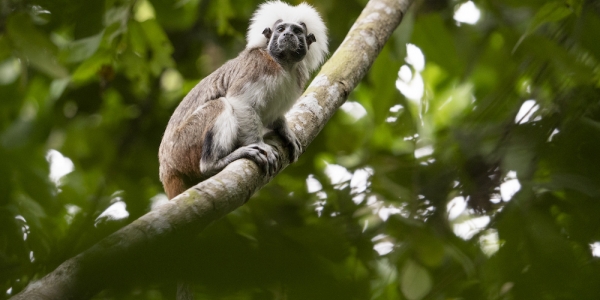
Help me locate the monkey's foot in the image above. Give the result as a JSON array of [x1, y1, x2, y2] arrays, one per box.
[[242, 143, 280, 176]]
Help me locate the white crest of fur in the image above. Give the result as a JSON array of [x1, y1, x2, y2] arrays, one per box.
[[246, 1, 328, 73]]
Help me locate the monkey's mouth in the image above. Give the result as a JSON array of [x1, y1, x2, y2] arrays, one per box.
[[278, 36, 300, 50]]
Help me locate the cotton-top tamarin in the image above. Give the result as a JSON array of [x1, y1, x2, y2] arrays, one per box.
[[159, 1, 328, 199]]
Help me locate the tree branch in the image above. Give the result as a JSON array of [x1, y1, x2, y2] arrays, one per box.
[[12, 0, 413, 298]]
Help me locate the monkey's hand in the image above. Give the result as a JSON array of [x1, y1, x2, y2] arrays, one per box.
[[281, 128, 301, 163], [271, 118, 301, 163], [239, 142, 280, 176]]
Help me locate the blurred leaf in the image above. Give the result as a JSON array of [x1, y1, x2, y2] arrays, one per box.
[[548, 174, 600, 197], [150, 0, 200, 31], [413, 231, 445, 267], [71, 51, 112, 83], [61, 31, 104, 63], [412, 14, 463, 77], [49, 78, 70, 101], [139, 19, 174, 75], [368, 44, 403, 124], [515, 1, 573, 51], [6, 13, 68, 78], [529, 1, 573, 32], [400, 259, 432, 300], [430, 82, 472, 130], [208, 0, 236, 35], [104, 6, 130, 27]]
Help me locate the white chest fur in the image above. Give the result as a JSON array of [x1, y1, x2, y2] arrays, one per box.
[[234, 70, 300, 126]]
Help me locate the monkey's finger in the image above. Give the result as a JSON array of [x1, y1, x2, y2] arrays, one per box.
[[262, 148, 276, 176], [258, 152, 270, 175], [256, 144, 277, 176], [253, 145, 268, 156], [271, 149, 280, 173], [246, 147, 269, 174], [270, 152, 279, 176], [288, 138, 301, 162]]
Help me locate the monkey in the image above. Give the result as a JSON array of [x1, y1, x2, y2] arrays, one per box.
[[158, 1, 328, 200]]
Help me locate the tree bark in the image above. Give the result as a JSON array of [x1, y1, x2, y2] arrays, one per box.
[[12, 0, 414, 298]]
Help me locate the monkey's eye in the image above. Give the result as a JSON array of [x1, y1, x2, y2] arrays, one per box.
[[277, 26, 285, 32], [293, 28, 303, 34]]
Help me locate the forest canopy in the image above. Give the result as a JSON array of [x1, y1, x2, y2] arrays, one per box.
[[1, 0, 600, 299]]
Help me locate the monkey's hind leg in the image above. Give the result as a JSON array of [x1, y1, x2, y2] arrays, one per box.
[[199, 100, 280, 177]]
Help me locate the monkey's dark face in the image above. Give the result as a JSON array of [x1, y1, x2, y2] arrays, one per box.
[[263, 20, 316, 66]]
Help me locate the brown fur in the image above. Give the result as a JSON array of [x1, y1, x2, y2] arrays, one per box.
[[160, 100, 225, 198]]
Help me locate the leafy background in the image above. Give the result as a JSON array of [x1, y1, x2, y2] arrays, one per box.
[[1, 0, 600, 299]]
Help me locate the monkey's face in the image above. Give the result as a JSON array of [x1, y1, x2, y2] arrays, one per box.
[[264, 21, 316, 65]]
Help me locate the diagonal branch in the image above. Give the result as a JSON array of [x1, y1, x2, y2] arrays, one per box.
[[12, 0, 413, 298]]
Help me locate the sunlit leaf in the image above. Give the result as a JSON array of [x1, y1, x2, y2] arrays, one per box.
[[400, 259, 433, 300]]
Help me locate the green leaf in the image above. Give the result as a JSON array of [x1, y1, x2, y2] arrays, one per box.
[[49, 78, 70, 101], [530, 1, 573, 32], [430, 82, 473, 130], [515, 1, 573, 51], [104, 6, 130, 27], [6, 13, 68, 78], [151, 0, 200, 30], [128, 21, 147, 56], [400, 260, 433, 300], [413, 232, 445, 267], [71, 51, 112, 83], [17, 194, 47, 229], [411, 14, 463, 77], [139, 19, 174, 75], [207, 0, 236, 35], [368, 44, 402, 124], [61, 31, 104, 63], [0, 57, 22, 85], [548, 174, 600, 197]]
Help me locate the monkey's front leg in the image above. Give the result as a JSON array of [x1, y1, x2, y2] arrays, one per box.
[[270, 117, 302, 162]]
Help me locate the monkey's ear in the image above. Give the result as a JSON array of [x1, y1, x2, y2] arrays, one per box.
[[262, 28, 272, 40], [307, 33, 316, 47]]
